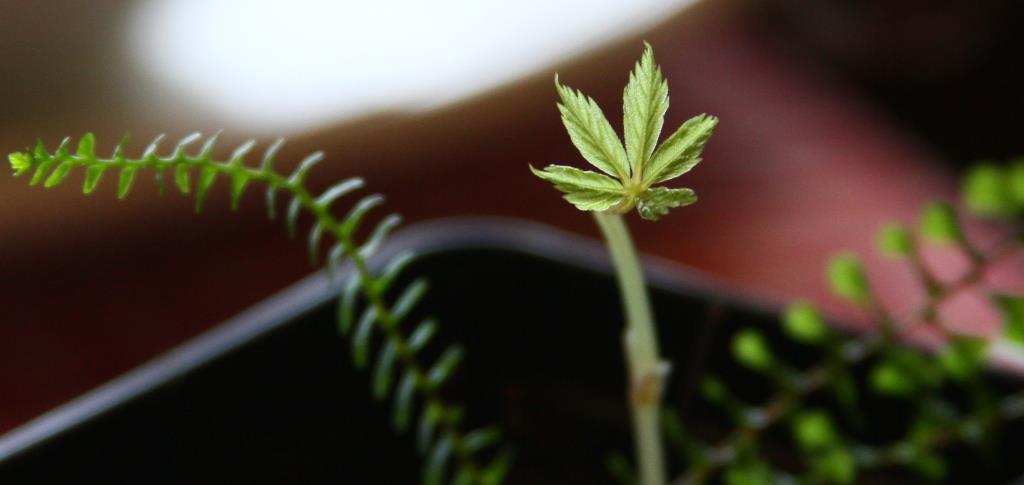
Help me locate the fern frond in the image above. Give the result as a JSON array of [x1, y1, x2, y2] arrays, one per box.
[[9, 134, 511, 485]]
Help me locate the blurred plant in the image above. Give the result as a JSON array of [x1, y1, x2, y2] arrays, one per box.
[[532, 43, 717, 485], [655, 165, 1024, 484], [7, 134, 510, 485]]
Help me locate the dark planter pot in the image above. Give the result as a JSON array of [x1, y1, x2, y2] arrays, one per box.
[[0, 218, 1021, 484]]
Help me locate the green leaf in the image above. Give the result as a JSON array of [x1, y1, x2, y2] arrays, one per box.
[[869, 360, 915, 397], [962, 163, 1011, 216], [30, 158, 57, 186], [393, 372, 417, 431], [352, 307, 377, 369], [530, 164, 625, 211], [732, 329, 775, 372], [117, 166, 138, 199], [792, 410, 838, 451], [724, 459, 774, 485], [424, 434, 453, 485], [782, 301, 828, 343], [427, 347, 464, 387], [173, 164, 191, 194], [44, 161, 74, 187], [827, 254, 869, 305], [919, 201, 962, 244], [623, 42, 669, 176], [555, 76, 629, 179], [229, 169, 249, 210], [83, 165, 106, 194], [636, 186, 696, 221], [462, 427, 501, 453], [408, 319, 438, 352], [938, 337, 988, 381], [993, 294, 1024, 345], [811, 447, 856, 484], [372, 340, 398, 400], [642, 113, 717, 185], [76, 133, 96, 158], [878, 223, 914, 258], [194, 166, 217, 212], [8, 151, 33, 176], [417, 403, 442, 453]]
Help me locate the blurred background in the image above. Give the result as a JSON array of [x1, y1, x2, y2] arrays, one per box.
[[4, 0, 1024, 433]]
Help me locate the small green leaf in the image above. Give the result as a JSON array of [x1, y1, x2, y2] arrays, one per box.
[[938, 337, 988, 381], [732, 329, 775, 372], [919, 201, 962, 244], [623, 42, 669, 176], [878, 223, 914, 258], [44, 161, 74, 187], [962, 163, 1011, 216], [555, 76, 629, 179], [724, 459, 774, 485], [782, 301, 828, 343], [229, 169, 249, 210], [357, 214, 402, 259], [117, 166, 138, 199], [8, 151, 33, 176], [424, 434, 453, 485], [76, 133, 96, 158], [827, 254, 870, 305], [642, 113, 718, 185], [427, 347, 464, 387], [636, 186, 696, 221], [341, 194, 385, 237], [352, 307, 377, 369], [869, 360, 915, 397], [337, 275, 362, 334], [417, 404, 442, 453], [391, 279, 428, 322], [372, 340, 398, 400], [530, 164, 625, 211], [83, 165, 105, 194], [30, 158, 57, 186], [174, 164, 190, 194], [194, 166, 217, 212], [792, 410, 838, 451], [462, 427, 501, 453], [316, 178, 365, 208], [811, 447, 855, 485], [393, 372, 417, 431], [701, 376, 728, 403], [408, 319, 438, 352], [994, 294, 1024, 345], [288, 151, 323, 185]]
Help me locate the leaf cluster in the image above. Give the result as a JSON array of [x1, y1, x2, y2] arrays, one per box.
[[8, 134, 510, 485], [664, 163, 1024, 484]]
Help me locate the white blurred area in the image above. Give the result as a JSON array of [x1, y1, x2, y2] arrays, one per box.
[[131, 0, 699, 134]]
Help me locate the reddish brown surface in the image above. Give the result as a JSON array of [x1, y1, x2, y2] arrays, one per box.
[[2, 1, 1023, 432]]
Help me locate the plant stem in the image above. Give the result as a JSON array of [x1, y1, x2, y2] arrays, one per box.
[[594, 212, 667, 485]]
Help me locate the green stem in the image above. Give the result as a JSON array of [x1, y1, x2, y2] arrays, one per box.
[[594, 212, 667, 485]]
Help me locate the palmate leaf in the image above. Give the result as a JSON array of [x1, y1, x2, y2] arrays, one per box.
[[623, 42, 669, 177], [555, 76, 629, 180], [642, 113, 718, 185], [534, 43, 717, 222]]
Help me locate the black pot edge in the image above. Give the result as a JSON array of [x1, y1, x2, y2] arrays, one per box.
[[0, 217, 776, 463]]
